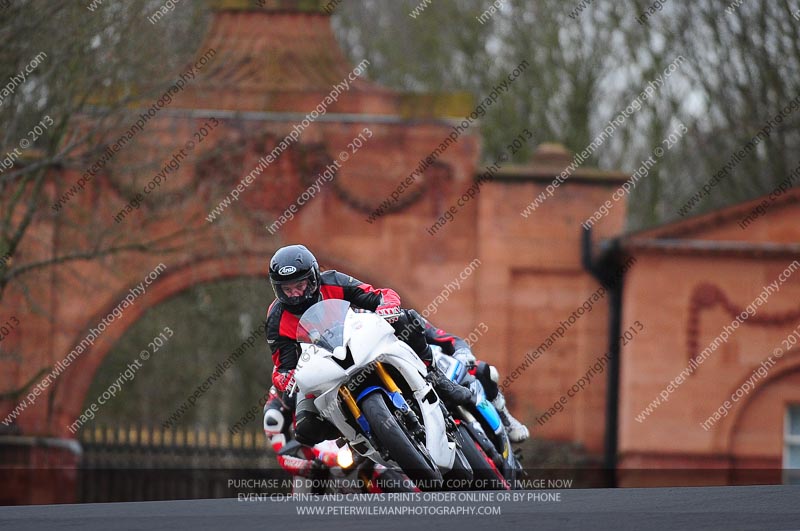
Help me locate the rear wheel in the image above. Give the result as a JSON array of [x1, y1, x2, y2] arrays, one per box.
[[360, 393, 443, 489], [456, 424, 509, 490]]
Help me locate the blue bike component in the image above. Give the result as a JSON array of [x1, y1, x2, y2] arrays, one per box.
[[438, 351, 505, 438], [465, 379, 502, 432], [356, 386, 410, 412], [476, 396, 503, 432], [389, 390, 411, 412], [445, 358, 460, 380], [356, 385, 386, 403], [354, 386, 411, 436], [433, 353, 521, 478], [436, 353, 468, 383], [353, 386, 388, 437], [356, 414, 372, 436]]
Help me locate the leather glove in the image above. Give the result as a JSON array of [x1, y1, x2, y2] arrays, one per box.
[[453, 347, 477, 367], [272, 369, 296, 393], [375, 304, 401, 323]]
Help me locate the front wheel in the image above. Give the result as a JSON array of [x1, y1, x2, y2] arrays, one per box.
[[360, 393, 443, 489]]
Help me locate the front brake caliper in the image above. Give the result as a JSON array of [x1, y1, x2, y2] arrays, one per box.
[[399, 407, 425, 440]]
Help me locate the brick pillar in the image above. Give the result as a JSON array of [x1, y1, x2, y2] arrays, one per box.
[[0, 436, 81, 505]]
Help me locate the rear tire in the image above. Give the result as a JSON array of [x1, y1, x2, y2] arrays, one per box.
[[360, 393, 443, 489], [456, 424, 509, 490]]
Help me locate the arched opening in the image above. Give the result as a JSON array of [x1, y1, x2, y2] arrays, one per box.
[[50, 255, 271, 436], [50, 252, 402, 437], [76, 276, 273, 434], [725, 357, 800, 484]]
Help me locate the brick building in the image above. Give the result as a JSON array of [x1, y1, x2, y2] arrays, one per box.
[[1, 0, 798, 503], [612, 190, 800, 485]]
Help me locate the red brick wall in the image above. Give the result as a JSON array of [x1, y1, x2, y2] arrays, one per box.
[[1, 5, 627, 493], [618, 202, 800, 474]]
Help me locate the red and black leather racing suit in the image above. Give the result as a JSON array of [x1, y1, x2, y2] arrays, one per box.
[[266, 270, 407, 445], [421, 320, 470, 355], [265, 269, 479, 445], [417, 315, 502, 403], [266, 270, 401, 389]]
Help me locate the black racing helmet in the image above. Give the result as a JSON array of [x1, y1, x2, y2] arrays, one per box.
[[268, 245, 321, 313]]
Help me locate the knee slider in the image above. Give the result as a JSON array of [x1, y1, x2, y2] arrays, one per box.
[[263, 407, 285, 436]]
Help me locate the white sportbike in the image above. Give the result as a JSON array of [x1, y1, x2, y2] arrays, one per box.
[[291, 299, 470, 489]]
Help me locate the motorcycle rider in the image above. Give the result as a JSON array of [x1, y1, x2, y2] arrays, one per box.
[[263, 321, 528, 480], [265, 244, 472, 447], [419, 319, 530, 443]]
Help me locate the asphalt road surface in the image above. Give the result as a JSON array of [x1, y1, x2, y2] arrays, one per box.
[[2, 486, 799, 531]]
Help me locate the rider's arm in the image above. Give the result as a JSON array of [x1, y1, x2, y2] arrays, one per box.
[[422, 319, 470, 355], [323, 270, 401, 312], [265, 309, 301, 391]]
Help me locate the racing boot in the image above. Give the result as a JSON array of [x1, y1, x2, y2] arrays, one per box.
[[474, 362, 530, 442], [492, 392, 530, 443]]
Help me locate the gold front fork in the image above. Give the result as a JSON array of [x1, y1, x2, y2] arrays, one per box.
[[338, 386, 361, 419], [374, 362, 401, 393], [338, 362, 401, 422]]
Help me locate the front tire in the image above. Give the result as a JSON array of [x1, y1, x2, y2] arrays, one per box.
[[360, 393, 443, 488]]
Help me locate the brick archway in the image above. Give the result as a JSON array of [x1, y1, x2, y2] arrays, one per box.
[[48, 251, 400, 438], [719, 354, 800, 460], [48, 254, 268, 437], [2, 4, 635, 504], [2, 5, 486, 441]]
